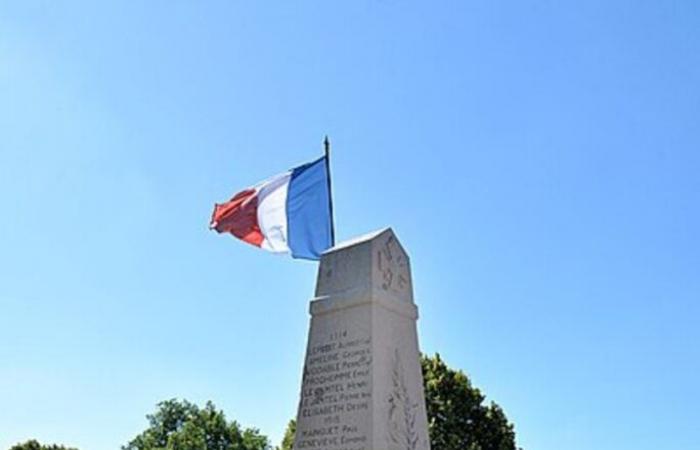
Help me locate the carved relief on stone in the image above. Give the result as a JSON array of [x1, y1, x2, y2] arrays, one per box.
[[387, 349, 420, 450], [377, 235, 411, 294]]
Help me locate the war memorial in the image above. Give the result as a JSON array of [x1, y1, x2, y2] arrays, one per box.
[[208, 145, 445, 450], [292, 228, 430, 450]]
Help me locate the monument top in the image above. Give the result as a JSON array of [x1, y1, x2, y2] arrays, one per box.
[[315, 227, 413, 304]]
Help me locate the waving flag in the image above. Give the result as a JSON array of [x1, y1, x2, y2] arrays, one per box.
[[210, 154, 335, 260]]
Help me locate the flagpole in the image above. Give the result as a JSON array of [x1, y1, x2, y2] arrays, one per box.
[[324, 136, 336, 246]]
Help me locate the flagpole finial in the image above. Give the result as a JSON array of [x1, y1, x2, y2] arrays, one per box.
[[324, 135, 330, 154]]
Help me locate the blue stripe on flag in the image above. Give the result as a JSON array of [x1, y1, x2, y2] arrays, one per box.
[[286, 156, 333, 260]]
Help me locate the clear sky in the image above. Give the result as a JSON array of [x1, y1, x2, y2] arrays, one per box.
[[1, 1, 699, 449]]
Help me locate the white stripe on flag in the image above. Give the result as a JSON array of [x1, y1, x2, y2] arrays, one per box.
[[257, 171, 292, 253]]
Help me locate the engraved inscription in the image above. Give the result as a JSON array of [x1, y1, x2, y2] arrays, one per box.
[[296, 329, 372, 450]]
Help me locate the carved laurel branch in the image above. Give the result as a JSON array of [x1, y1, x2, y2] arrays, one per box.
[[387, 349, 419, 450]]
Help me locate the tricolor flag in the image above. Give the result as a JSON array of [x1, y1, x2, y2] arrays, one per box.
[[210, 153, 335, 260]]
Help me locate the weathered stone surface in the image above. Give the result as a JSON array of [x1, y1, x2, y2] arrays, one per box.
[[294, 228, 430, 450]]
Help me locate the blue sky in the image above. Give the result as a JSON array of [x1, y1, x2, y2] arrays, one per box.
[[1, 1, 699, 449]]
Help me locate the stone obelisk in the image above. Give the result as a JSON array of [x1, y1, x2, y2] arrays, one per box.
[[293, 228, 431, 450]]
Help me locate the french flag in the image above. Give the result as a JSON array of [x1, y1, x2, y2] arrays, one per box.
[[210, 155, 334, 260]]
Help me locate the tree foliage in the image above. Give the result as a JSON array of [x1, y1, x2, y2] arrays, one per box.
[[277, 420, 295, 450], [8, 440, 77, 450], [422, 354, 518, 450], [10, 356, 519, 450], [122, 399, 269, 450]]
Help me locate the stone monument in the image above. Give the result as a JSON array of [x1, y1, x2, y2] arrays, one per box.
[[293, 228, 431, 450]]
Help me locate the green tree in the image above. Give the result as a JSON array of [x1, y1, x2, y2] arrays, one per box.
[[276, 420, 295, 450], [8, 440, 78, 450], [422, 354, 518, 450], [123, 399, 269, 450]]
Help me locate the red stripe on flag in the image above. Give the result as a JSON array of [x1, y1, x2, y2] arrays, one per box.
[[210, 188, 264, 247]]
